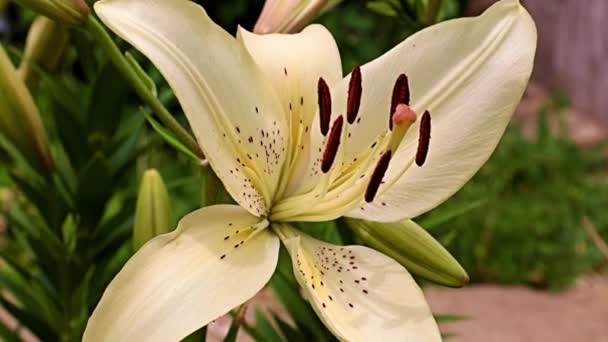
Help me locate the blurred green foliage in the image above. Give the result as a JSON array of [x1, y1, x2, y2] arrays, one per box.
[[419, 97, 608, 290], [1, 0, 607, 341]]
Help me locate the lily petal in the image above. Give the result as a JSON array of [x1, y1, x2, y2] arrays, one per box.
[[84, 205, 279, 342], [95, 0, 288, 215], [275, 224, 441, 342], [238, 25, 342, 197], [327, 0, 536, 221]]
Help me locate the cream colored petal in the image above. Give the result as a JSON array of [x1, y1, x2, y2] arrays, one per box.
[[275, 224, 441, 342], [95, 0, 288, 215], [238, 25, 342, 197], [83, 205, 279, 342], [326, 0, 535, 221]]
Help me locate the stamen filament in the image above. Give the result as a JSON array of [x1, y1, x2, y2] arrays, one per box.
[[273, 149, 382, 221], [271, 174, 330, 215], [271, 129, 390, 221], [325, 133, 389, 194]]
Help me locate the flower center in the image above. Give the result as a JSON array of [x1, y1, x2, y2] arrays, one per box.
[[270, 68, 431, 222]]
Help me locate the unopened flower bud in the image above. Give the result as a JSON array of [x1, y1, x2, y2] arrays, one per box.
[[254, 0, 343, 34], [133, 169, 173, 250], [12, 0, 89, 26], [345, 217, 469, 287], [19, 16, 69, 90], [0, 44, 54, 173]]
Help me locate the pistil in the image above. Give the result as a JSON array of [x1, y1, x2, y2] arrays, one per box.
[[389, 74, 410, 130], [387, 104, 417, 153]]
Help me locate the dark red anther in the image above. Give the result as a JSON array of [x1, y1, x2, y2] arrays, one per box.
[[389, 74, 410, 130], [416, 111, 431, 166], [347, 66, 362, 124], [365, 150, 392, 203], [318, 78, 332, 136], [321, 115, 344, 173]]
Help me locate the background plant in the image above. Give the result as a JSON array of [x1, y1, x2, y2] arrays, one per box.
[[0, 0, 606, 341]]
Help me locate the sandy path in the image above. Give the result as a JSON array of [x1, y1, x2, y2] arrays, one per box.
[[426, 274, 608, 342]]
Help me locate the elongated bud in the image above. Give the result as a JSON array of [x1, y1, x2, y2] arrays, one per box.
[[12, 0, 89, 26], [0, 44, 54, 173], [345, 217, 469, 287], [19, 16, 69, 90], [133, 169, 173, 250], [254, 0, 343, 34]]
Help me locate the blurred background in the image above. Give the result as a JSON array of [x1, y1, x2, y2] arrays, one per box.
[[0, 0, 607, 341]]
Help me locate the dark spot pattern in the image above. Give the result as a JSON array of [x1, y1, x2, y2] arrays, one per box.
[[217, 222, 264, 261], [292, 241, 372, 313], [217, 102, 287, 213]]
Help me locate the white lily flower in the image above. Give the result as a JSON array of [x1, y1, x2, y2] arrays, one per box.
[[85, 0, 536, 341]]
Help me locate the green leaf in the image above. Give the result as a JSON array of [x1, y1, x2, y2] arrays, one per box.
[[76, 153, 113, 226], [182, 327, 207, 342], [0, 322, 20, 342], [367, 0, 400, 16], [250, 310, 284, 342], [89, 242, 132, 308], [91, 201, 134, 258], [419, 199, 486, 230], [61, 214, 78, 255], [272, 314, 308, 342], [224, 308, 245, 342], [0, 264, 60, 336], [0, 295, 57, 341], [46, 76, 90, 167], [435, 313, 470, 323], [145, 114, 200, 162], [125, 51, 157, 97], [87, 61, 131, 136], [71, 29, 99, 82], [107, 117, 143, 173], [295, 221, 343, 245]]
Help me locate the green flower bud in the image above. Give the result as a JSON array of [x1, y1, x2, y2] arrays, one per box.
[[19, 16, 70, 90], [0, 44, 54, 173], [254, 0, 343, 34], [12, 0, 89, 26], [345, 217, 469, 287], [133, 169, 173, 250]]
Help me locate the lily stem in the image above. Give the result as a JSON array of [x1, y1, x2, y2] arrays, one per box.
[[84, 16, 204, 159]]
